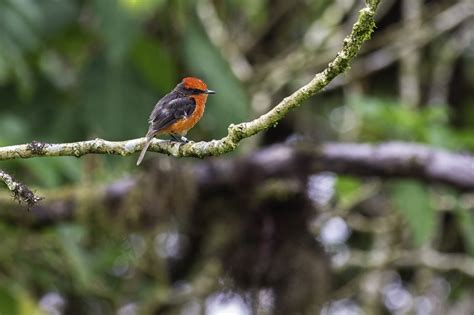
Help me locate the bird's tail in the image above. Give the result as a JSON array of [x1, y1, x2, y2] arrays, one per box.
[[136, 136, 154, 166]]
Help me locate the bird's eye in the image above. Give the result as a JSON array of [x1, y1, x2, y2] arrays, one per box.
[[191, 88, 203, 94]]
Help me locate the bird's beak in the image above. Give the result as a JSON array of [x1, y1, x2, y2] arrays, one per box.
[[205, 89, 216, 94]]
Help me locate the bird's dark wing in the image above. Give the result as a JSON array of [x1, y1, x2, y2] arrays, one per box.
[[148, 96, 196, 134]]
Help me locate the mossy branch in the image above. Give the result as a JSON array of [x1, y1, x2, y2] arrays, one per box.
[[0, 170, 43, 207], [0, 1, 379, 162]]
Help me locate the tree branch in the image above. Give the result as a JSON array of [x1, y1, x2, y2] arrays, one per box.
[[342, 249, 474, 278], [198, 141, 474, 191], [0, 169, 42, 207], [3, 141, 474, 225], [0, 1, 379, 161], [317, 142, 474, 190]]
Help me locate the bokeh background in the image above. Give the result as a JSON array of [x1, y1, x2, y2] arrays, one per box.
[[0, 0, 473, 314]]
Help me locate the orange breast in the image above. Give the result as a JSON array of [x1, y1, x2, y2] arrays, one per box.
[[161, 94, 208, 136]]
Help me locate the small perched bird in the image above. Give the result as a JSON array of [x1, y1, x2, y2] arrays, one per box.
[[136, 77, 215, 165]]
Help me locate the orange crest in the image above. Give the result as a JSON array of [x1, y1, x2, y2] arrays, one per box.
[[182, 77, 208, 91]]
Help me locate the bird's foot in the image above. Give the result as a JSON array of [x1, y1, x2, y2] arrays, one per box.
[[170, 134, 189, 143]]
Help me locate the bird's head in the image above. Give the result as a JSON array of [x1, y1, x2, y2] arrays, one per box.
[[180, 77, 216, 95]]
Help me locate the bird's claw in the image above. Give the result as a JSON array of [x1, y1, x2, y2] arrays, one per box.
[[170, 135, 189, 143]]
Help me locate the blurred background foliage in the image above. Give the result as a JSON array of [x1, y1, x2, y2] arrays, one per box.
[[0, 0, 474, 314]]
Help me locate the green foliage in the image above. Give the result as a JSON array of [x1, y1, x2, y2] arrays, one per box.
[[0, 287, 42, 315], [0, 217, 167, 312], [119, 0, 166, 18], [0, 115, 29, 145], [0, 0, 41, 97], [132, 37, 177, 93], [236, 0, 268, 29], [350, 97, 474, 150], [0, 287, 18, 315], [391, 180, 436, 246], [0, 0, 472, 312], [22, 158, 82, 188], [335, 176, 363, 210], [57, 225, 92, 289]]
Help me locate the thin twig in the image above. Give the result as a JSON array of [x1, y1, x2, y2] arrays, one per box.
[[197, 0, 253, 81], [399, 0, 422, 107], [341, 249, 474, 278], [0, 169, 42, 207]]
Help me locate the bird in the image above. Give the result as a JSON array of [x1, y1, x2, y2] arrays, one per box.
[[136, 77, 216, 166]]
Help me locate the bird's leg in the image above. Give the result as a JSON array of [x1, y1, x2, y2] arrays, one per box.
[[170, 134, 189, 143], [170, 134, 180, 142]]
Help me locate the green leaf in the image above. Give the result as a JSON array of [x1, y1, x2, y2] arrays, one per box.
[[18, 291, 42, 315], [0, 0, 44, 97], [93, 0, 140, 64], [132, 37, 177, 93], [0, 287, 18, 315], [0, 115, 28, 145], [391, 180, 436, 246], [79, 58, 157, 139], [335, 176, 363, 210], [20, 157, 82, 187], [119, 0, 166, 17], [56, 225, 92, 290]]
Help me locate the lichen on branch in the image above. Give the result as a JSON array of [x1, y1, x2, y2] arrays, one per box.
[[0, 170, 43, 207]]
